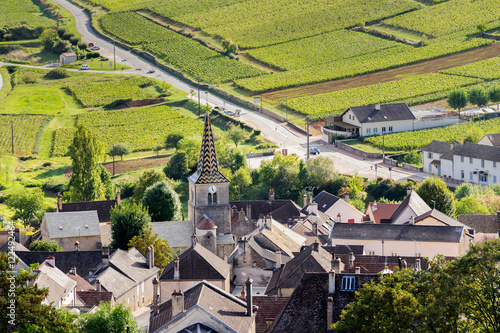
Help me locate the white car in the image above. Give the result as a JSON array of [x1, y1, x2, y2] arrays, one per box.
[[80, 64, 90, 70], [89, 46, 100, 51]]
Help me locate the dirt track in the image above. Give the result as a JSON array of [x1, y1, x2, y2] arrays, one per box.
[[263, 43, 500, 102]]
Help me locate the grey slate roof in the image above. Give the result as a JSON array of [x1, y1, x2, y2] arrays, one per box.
[[329, 223, 465, 243], [159, 243, 229, 281], [247, 236, 292, 266], [230, 200, 302, 224], [61, 199, 117, 223], [301, 191, 341, 215], [421, 140, 460, 154], [347, 103, 415, 123], [452, 142, 500, 162], [414, 209, 470, 228], [387, 189, 431, 222], [152, 221, 194, 248], [479, 133, 500, 146], [0, 241, 29, 252], [44, 211, 101, 239], [36, 260, 77, 305], [458, 214, 500, 233]]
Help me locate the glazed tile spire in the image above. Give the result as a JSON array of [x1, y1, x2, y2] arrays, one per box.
[[190, 112, 229, 184]]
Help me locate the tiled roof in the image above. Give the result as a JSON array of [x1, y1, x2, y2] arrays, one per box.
[[365, 202, 399, 224], [253, 220, 305, 258], [77, 290, 114, 307], [43, 211, 101, 239], [152, 221, 194, 248], [35, 260, 77, 305], [195, 215, 217, 230], [67, 270, 94, 291], [247, 236, 292, 267], [347, 103, 415, 123], [330, 223, 465, 243], [301, 191, 341, 215], [329, 244, 365, 256], [61, 200, 117, 223], [458, 214, 500, 233], [0, 241, 29, 252], [149, 281, 255, 333], [253, 296, 289, 333], [414, 209, 470, 228], [230, 200, 302, 224], [188, 113, 229, 184], [266, 244, 331, 295], [343, 254, 431, 274], [421, 140, 460, 154], [479, 133, 500, 146], [291, 220, 328, 246], [452, 142, 500, 162], [159, 243, 229, 281], [388, 189, 431, 222]]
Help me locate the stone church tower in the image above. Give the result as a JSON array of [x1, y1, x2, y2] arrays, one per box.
[[187, 113, 232, 235]]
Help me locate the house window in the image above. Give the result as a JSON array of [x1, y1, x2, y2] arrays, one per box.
[[470, 157, 473, 164], [461, 156, 464, 162], [341, 276, 356, 291], [366, 128, 371, 134], [137, 285, 139, 296], [494, 175, 497, 183], [470, 172, 473, 180], [382, 127, 386, 132], [494, 161, 497, 167], [389, 126, 393, 132], [479, 173, 488, 183], [373, 128, 378, 133], [141, 280, 144, 293], [481, 159, 485, 167], [428, 152, 432, 158], [349, 115, 351, 119], [461, 170, 464, 180]]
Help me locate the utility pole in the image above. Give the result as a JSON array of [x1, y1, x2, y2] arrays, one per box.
[[11, 121, 14, 155], [197, 75, 201, 116], [306, 117, 310, 161], [113, 37, 116, 70], [382, 132, 385, 163]]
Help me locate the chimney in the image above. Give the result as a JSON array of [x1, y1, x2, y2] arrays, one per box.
[[309, 201, 318, 215], [337, 213, 342, 223], [401, 259, 407, 269], [152, 278, 159, 315], [327, 297, 334, 330], [328, 270, 335, 293], [171, 290, 185, 318], [46, 255, 55, 267], [14, 229, 20, 243], [74, 241, 79, 252], [372, 201, 378, 212], [57, 192, 63, 212], [269, 189, 275, 201], [407, 186, 412, 196], [191, 234, 197, 247], [146, 246, 154, 269], [246, 203, 252, 220], [239, 208, 246, 223], [331, 257, 344, 273], [409, 216, 414, 225], [355, 267, 360, 274], [312, 242, 319, 252], [232, 205, 238, 217], [303, 193, 307, 208], [173, 257, 180, 280], [415, 259, 421, 272], [266, 215, 272, 230], [240, 283, 246, 299], [312, 222, 318, 236], [348, 251, 355, 270], [375, 104, 381, 111], [276, 249, 282, 268], [116, 189, 121, 207], [245, 277, 253, 316], [344, 194, 349, 203], [95, 279, 101, 292], [471, 211, 475, 215], [102, 247, 109, 267], [69, 266, 77, 276], [238, 237, 247, 255]]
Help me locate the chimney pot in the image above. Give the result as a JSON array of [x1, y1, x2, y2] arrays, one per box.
[[309, 201, 318, 215], [171, 290, 185, 317], [372, 201, 378, 212], [191, 234, 197, 247], [312, 222, 318, 236], [239, 209, 246, 223], [276, 249, 282, 268], [355, 267, 360, 274], [328, 270, 335, 294], [337, 213, 342, 223], [146, 246, 154, 269], [152, 278, 159, 315], [245, 277, 253, 316]]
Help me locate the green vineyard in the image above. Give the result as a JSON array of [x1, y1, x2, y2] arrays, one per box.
[[0, 114, 49, 155], [0, 0, 54, 30]]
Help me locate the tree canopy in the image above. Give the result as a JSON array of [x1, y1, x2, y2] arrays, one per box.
[[163, 152, 190, 180], [132, 170, 166, 203], [128, 224, 177, 271], [165, 132, 184, 151], [110, 142, 130, 161], [6, 188, 46, 225], [78, 302, 141, 333], [29, 240, 63, 252], [468, 87, 489, 107], [110, 203, 151, 250], [142, 180, 182, 222], [416, 177, 455, 217], [226, 125, 250, 147], [447, 89, 467, 114]]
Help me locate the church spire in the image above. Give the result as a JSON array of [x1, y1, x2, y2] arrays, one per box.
[[189, 112, 229, 184]]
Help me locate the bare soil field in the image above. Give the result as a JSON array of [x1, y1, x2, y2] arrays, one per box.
[[263, 43, 500, 102]]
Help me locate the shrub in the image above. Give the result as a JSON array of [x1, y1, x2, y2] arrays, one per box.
[[45, 67, 70, 79], [62, 32, 73, 40], [69, 36, 79, 46]]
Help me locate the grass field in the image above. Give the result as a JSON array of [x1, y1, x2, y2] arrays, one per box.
[[62, 59, 131, 71], [0, 0, 54, 30], [0, 85, 68, 114]]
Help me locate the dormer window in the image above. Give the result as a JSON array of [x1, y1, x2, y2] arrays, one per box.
[[341, 276, 356, 291]]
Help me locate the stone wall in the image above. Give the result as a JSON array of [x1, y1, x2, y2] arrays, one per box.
[[336, 141, 383, 159]]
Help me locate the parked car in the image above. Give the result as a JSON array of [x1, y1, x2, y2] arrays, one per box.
[[88, 43, 95, 47], [80, 64, 90, 70], [147, 69, 155, 73], [89, 46, 100, 50], [223, 110, 235, 116], [213, 105, 224, 111], [309, 147, 320, 155]]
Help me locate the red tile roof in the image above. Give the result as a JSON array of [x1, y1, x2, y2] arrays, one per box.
[[365, 202, 398, 223], [67, 271, 94, 291], [77, 290, 114, 307], [195, 215, 217, 230]]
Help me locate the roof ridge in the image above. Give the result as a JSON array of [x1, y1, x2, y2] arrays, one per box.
[[273, 247, 314, 291]]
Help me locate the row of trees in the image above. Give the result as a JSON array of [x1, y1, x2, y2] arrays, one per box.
[[447, 86, 500, 114]]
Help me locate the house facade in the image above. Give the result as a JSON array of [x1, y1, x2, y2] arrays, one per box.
[[422, 140, 460, 175], [302, 191, 365, 223]]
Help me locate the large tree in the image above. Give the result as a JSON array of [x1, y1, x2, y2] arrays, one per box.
[[132, 170, 166, 203], [163, 152, 190, 180], [78, 302, 141, 333], [489, 86, 500, 110], [455, 196, 490, 215], [110, 203, 151, 250], [230, 167, 253, 200], [110, 142, 130, 161], [306, 155, 336, 188], [29, 240, 63, 252], [447, 89, 467, 115], [128, 224, 177, 270], [226, 125, 250, 147], [165, 132, 184, 151], [142, 180, 182, 222], [6, 188, 46, 225], [67, 125, 106, 202], [416, 177, 455, 217], [468, 87, 489, 107]]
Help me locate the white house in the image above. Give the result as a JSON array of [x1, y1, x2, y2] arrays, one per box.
[[323, 103, 415, 139], [302, 191, 365, 223], [421, 140, 461, 176], [60, 52, 78, 65]]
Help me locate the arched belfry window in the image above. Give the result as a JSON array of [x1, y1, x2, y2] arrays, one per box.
[[208, 193, 213, 204], [213, 193, 218, 204]]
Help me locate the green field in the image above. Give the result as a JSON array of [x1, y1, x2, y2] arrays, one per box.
[[0, 0, 54, 30], [441, 56, 500, 80], [0, 85, 67, 114], [0, 114, 50, 155]]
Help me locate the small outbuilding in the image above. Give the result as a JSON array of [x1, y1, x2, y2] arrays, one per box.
[[60, 52, 78, 65]]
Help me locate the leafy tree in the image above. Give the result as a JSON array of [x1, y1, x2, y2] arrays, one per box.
[[132, 170, 166, 203], [230, 167, 253, 200], [416, 177, 455, 217], [259, 153, 300, 186], [226, 125, 250, 147], [78, 302, 141, 333], [29, 240, 63, 252], [349, 198, 366, 212], [306, 156, 335, 188], [454, 182, 474, 200], [177, 137, 200, 169], [128, 224, 177, 270], [77, 41, 87, 50], [110, 142, 130, 161], [163, 152, 190, 180], [477, 23, 487, 33], [221, 39, 238, 54], [447, 89, 467, 115], [455, 196, 490, 215], [39, 28, 58, 50], [403, 151, 422, 166], [110, 203, 151, 250], [142, 180, 182, 222], [6, 188, 46, 225], [468, 87, 489, 107], [272, 164, 301, 200], [463, 127, 484, 143], [67, 125, 106, 202], [476, 192, 500, 214], [489, 86, 500, 110], [99, 165, 115, 200], [165, 132, 184, 151], [0, 253, 78, 332]]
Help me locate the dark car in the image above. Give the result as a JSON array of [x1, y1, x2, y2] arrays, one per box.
[[310, 147, 320, 155]]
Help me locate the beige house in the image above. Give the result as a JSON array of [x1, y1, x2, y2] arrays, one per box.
[[302, 191, 365, 223], [41, 211, 101, 251], [60, 52, 77, 65]]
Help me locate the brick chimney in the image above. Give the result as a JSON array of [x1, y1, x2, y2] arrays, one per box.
[[344, 193, 349, 203], [239, 209, 246, 223], [74, 241, 79, 252], [303, 193, 307, 208], [372, 201, 378, 212], [146, 246, 154, 269], [245, 277, 253, 316], [328, 270, 335, 293], [240, 283, 245, 299], [152, 278, 159, 315], [46, 255, 55, 267], [308, 201, 318, 215], [331, 257, 344, 273], [269, 189, 275, 201], [102, 247, 109, 267], [312, 222, 318, 236], [57, 192, 63, 212], [337, 213, 342, 223], [116, 189, 121, 207], [173, 257, 180, 280], [275, 249, 282, 268], [171, 290, 184, 318], [95, 279, 101, 292]]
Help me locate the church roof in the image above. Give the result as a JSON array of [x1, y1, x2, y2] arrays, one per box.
[[188, 112, 229, 184], [196, 215, 217, 230]]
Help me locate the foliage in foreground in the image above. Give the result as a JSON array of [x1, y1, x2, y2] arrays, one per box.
[[78, 302, 141, 333]]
